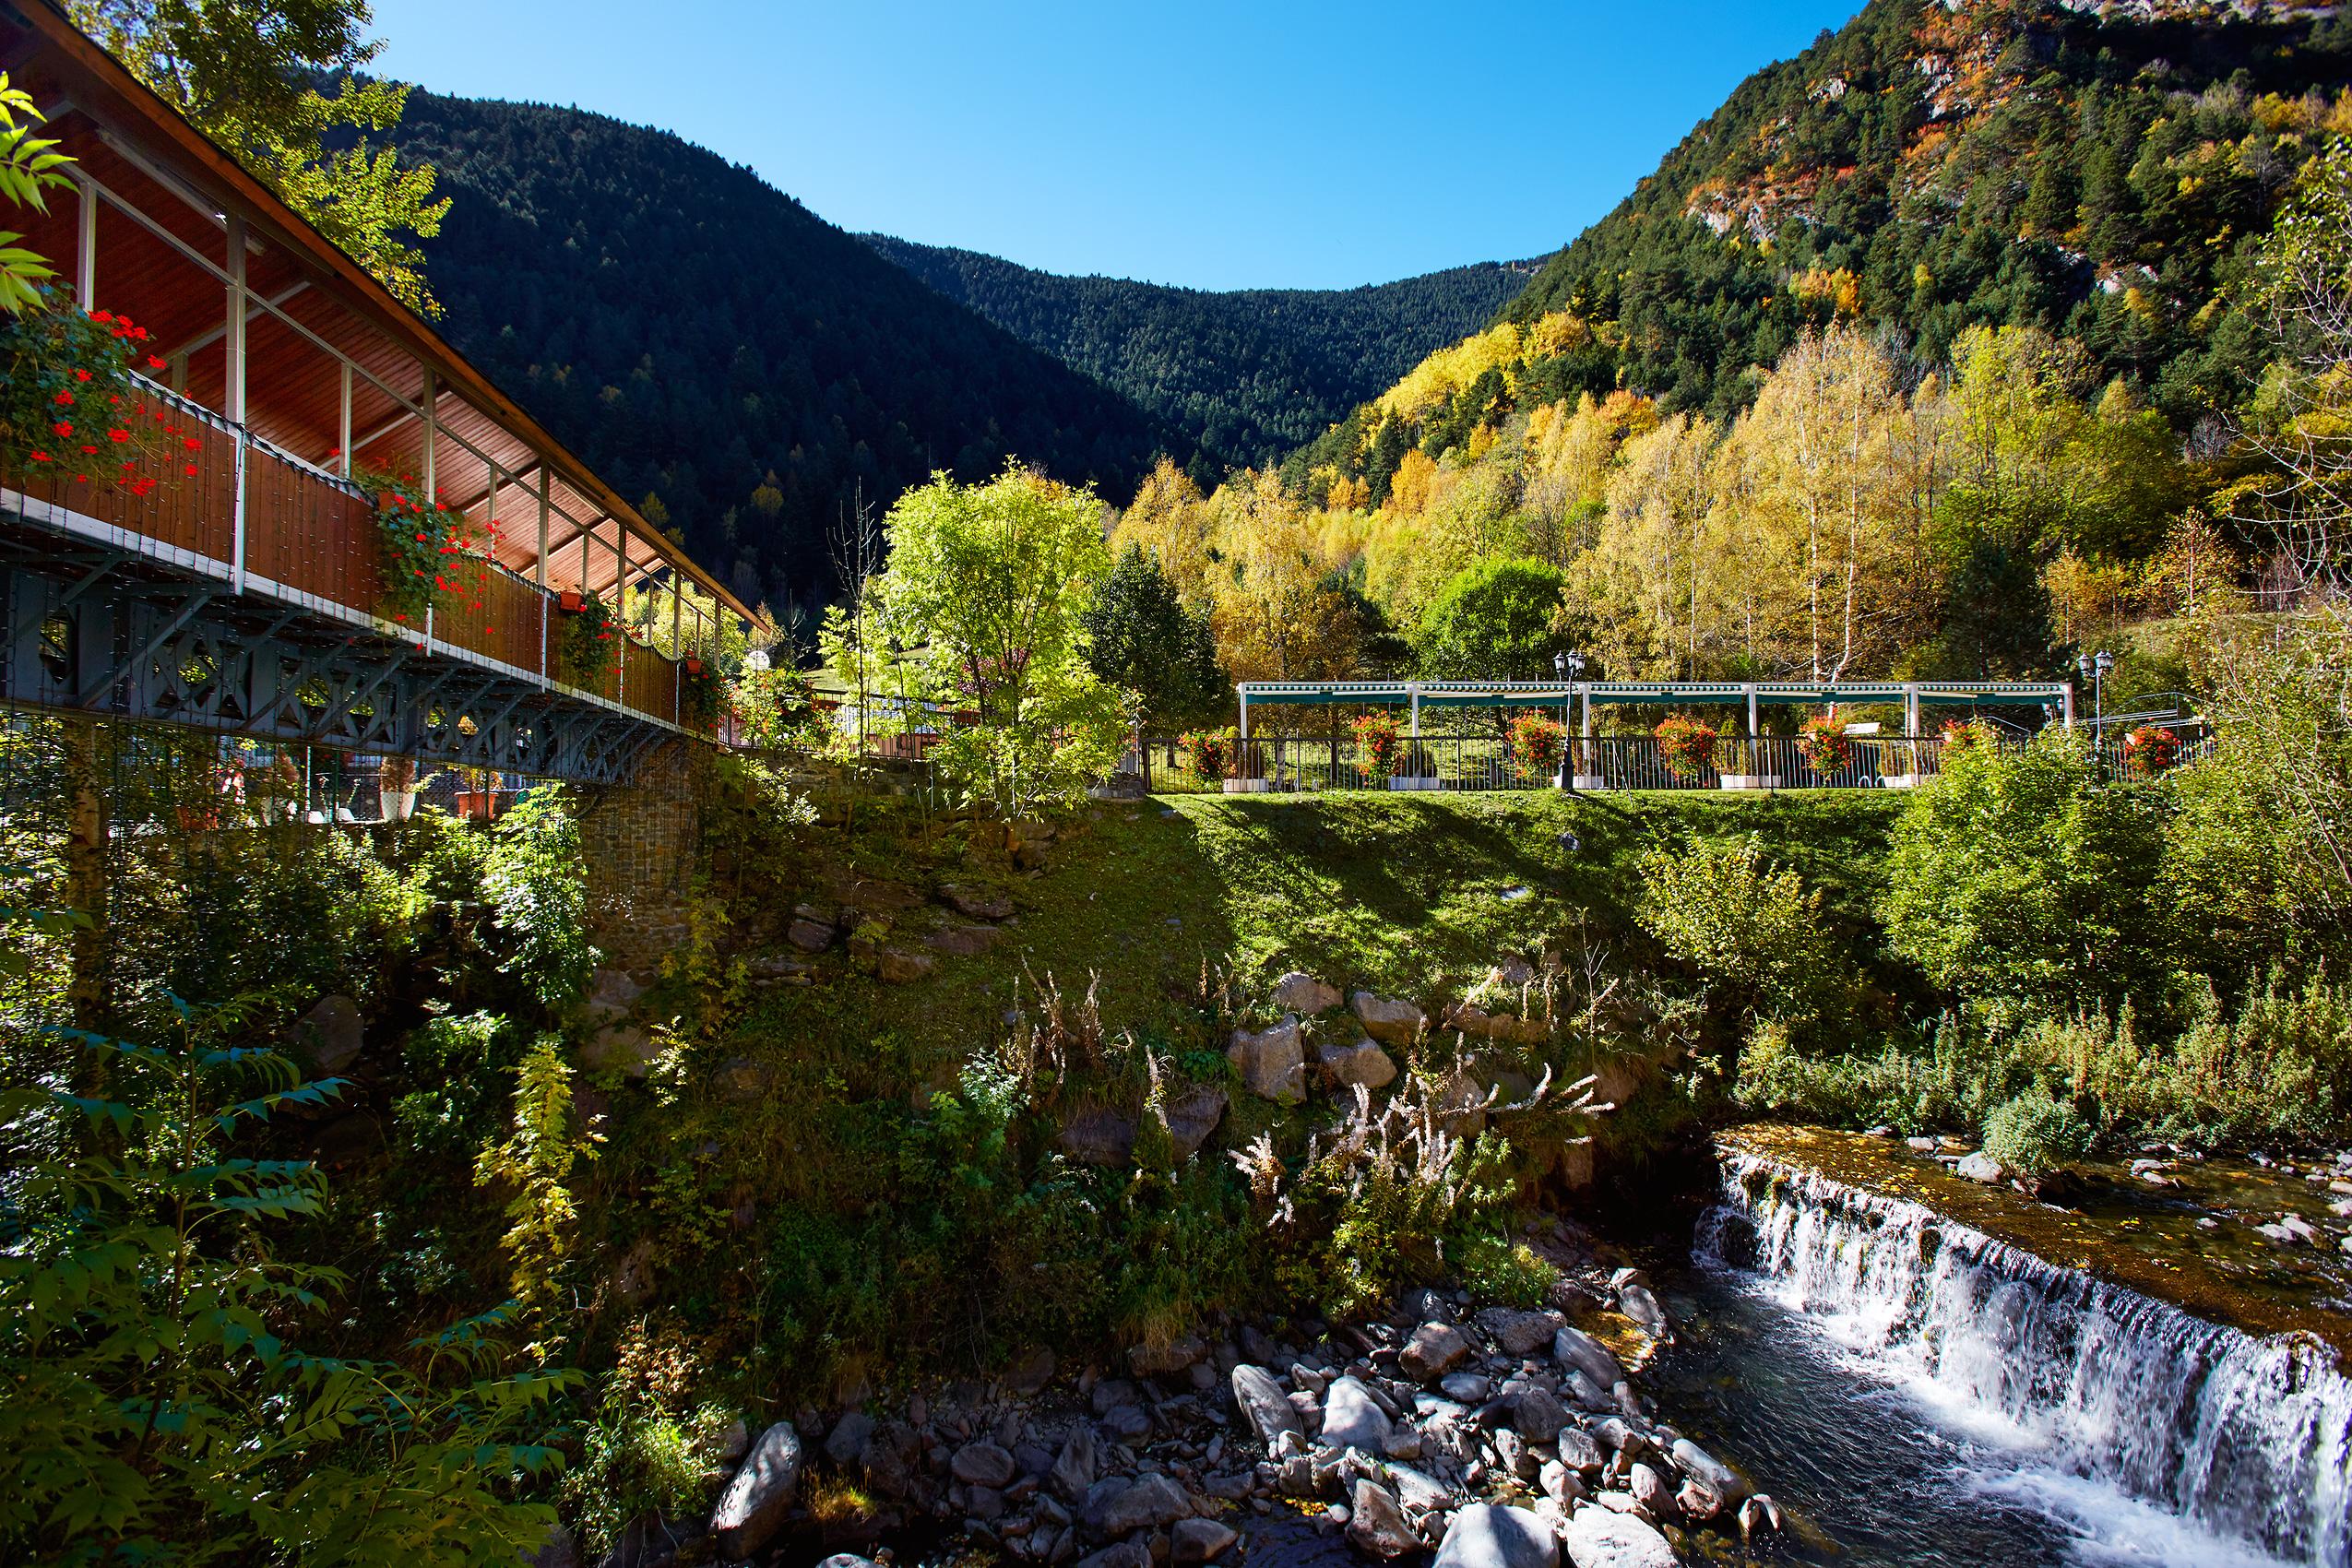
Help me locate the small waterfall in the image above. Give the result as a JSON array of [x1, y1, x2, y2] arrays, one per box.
[[1700, 1148, 2352, 1568]]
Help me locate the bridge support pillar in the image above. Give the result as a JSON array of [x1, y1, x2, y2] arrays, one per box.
[[576, 739, 700, 975]]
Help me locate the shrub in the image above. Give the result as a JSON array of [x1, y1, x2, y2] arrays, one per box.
[[1797, 715, 1850, 774], [1636, 835, 1840, 1027], [481, 785, 599, 1006], [1354, 711, 1404, 776], [1654, 715, 1716, 778], [1507, 712, 1565, 781], [2121, 723, 2180, 778], [1179, 727, 1237, 780], [1980, 1087, 2097, 1176], [1455, 1232, 1561, 1308], [564, 1399, 736, 1556]]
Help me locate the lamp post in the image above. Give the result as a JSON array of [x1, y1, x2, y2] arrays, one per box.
[[1554, 649, 1586, 791], [2078, 648, 2113, 776]]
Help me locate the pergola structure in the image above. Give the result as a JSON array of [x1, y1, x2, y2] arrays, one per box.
[[1235, 680, 2077, 742], [0, 2, 758, 781]]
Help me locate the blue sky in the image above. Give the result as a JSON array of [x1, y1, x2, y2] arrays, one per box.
[[370, 0, 1859, 291]]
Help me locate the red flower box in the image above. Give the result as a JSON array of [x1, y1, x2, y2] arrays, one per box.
[[558, 589, 586, 613], [684, 656, 704, 676]]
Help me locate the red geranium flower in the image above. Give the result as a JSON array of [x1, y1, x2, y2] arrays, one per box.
[[181, 436, 200, 451], [184, 464, 198, 476], [108, 429, 129, 443], [53, 422, 72, 437], [29, 450, 49, 462], [53, 391, 72, 406], [147, 355, 166, 371], [73, 369, 91, 382]]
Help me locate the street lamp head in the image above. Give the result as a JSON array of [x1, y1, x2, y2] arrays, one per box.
[[2077, 652, 2094, 681], [2095, 649, 2113, 677], [1553, 651, 1567, 677]]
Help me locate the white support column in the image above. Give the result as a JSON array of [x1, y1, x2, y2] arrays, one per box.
[[2061, 683, 2076, 729], [1746, 683, 1759, 741], [535, 469, 552, 588], [337, 362, 352, 479], [75, 177, 96, 309], [420, 366, 436, 498], [1239, 690, 1250, 741], [1408, 683, 1420, 739], [222, 214, 247, 424]]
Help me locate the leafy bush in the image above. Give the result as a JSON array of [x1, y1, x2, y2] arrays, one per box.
[[1637, 835, 1839, 1028], [0, 1002, 575, 1563], [1980, 1087, 2097, 1175], [1455, 1232, 1561, 1309], [564, 1400, 736, 1557], [481, 786, 598, 1006]]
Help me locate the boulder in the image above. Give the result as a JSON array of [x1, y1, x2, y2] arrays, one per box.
[[1957, 1151, 2005, 1183], [292, 994, 364, 1075], [1444, 1004, 1548, 1044], [1617, 1282, 1671, 1341], [1227, 1016, 1305, 1102], [1006, 1348, 1058, 1395], [1350, 992, 1426, 1046], [824, 1411, 874, 1467], [926, 925, 999, 957], [1231, 1364, 1303, 1448], [1627, 1462, 1677, 1520], [1440, 1372, 1491, 1404], [1479, 1308, 1564, 1358], [1555, 1427, 1605, 1474], [1170, 1517, 1238, 1564], [1513, 1386, 1569, 1442], [1553, 1326, 1625, 1390], [581, 1021, 659, 1076], [1159, 1083, 1227, 1160], [1560, 1506, 1677, 1568], [1399, 1322, 1472, 1382], [1050, 1427, 1099, 1502], [786, 918, 835, 952], [1669, 1436, 1746, 1505], [877, 948, 936, 984], [1348, 1479, 1420, 1558], [1431, 1503, 1559, 1568], [938, 883, 1015, 921], [711, 1420, 802, 1562], [1058, 1107, 1138, 1167], [952, 1440, 1016, 1489], [1075, 1543, 1152, 1568], [1130, 1336, 1207, 1376], [1319, 1375, 1393, 1451], [1317, 1038, 1399, 1091], [1270, 971, 1342, 1014], [1087, 1472, 1192, 1535]]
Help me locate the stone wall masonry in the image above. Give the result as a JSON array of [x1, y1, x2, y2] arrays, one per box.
[[576, 740, 702, 975]]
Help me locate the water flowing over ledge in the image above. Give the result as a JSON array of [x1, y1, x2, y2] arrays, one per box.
[[1699, 1146, 2352, 1567]]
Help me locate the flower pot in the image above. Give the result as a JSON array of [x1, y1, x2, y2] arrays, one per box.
[[684, 656, 704, 676], [558, 589, 585, 613], [383, 790, 418, 822], [1222, 778, 1270, 793], [455, 789, 495, 820], [1718, 775, 1780, 790]]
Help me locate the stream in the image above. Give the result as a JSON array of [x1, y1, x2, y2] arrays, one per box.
[[1645, 1142, 2352, 1568]]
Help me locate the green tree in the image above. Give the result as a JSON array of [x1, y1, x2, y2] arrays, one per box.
[[0, 74, 74, 314], [1079, 544, 1224, 731], [1416, 555, 1574, 681], [69, 0, 450, 315], [1881, 731, 2177, 1016]]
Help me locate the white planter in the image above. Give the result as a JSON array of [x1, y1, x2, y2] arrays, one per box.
[[1572, 775, 1607, 791], [1881, 774, 1919, 790], [1718, 775, 1780, 790], [1388, 776, 1441, 791], [1222, 778, 1271, 793], [383, 790, 418, 822]]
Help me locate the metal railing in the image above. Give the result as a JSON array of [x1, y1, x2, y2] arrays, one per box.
[[2, 380, 694, 732], [1132, 726, 2213, 793]]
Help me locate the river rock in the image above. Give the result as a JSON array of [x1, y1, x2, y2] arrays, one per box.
[[1318, 1037, 1399, 1090], [1350, 992, 1426, 1045], [1556, 1427, 1605, 1474], [1057, 1107, 1137, 1166], [1553, 1326, 1625, 1389], [1431, 1503, 1558, 1568], [1131, 1335, 1207, 1375], [952, 1440, 1016, 1489], [1270, 971, 1341, 1014], [1389, 1465, 1453, 1514], [1561, 1506, 1677, 1568], [1400, 1322, 1472, 1381], [1627, 1461, 1676, 1520], [1075, 1543, 1151, 1568], [1051, 1427, 1098, 1502], [1478, 1308, 1564, 1357], [787, 917, 835, 952], [1228, 1016, 1306, 1102], [712, 1420, 802, 1562], [1170, 1517, 1237, 1563], [1321, 1375, 1393, 1451], [825, 1411, 875, 1466], [1232, 1364, 1303, 1447], [1669, 1436, 1746, 1504], [1087, 1472, 1191, 1535], [1348, 1479, 1420, 1557], [1617, 1283, 1671, 1340], [1739, 1494, 1786, 1538], [1957, 1151, 2004, 1183], [1441, 1372, 1491, 1403]]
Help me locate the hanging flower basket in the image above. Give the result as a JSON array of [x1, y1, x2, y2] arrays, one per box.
[[679, 663, 722, 731], [1179, 727, 1237, 782], [684, 655, 705, 677], [557, 588, 587, 613], [1655, 715, 1716, 778], [1798, 716, 1851, 775], [1939, 719, 1987, 754], [2121, 724, 2180, 778], [556, 589, 621, 690]]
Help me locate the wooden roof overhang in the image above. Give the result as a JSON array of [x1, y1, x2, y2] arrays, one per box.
[[0, 0, 757, 625]]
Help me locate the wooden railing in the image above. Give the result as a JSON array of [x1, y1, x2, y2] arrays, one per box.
[[3, 381, 691, 731]]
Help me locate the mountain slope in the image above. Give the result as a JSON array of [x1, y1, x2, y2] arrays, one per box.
[[385, 92, 1180, 618], [1291, 0, 2352, 492], [861, 235, 1531, 468]]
